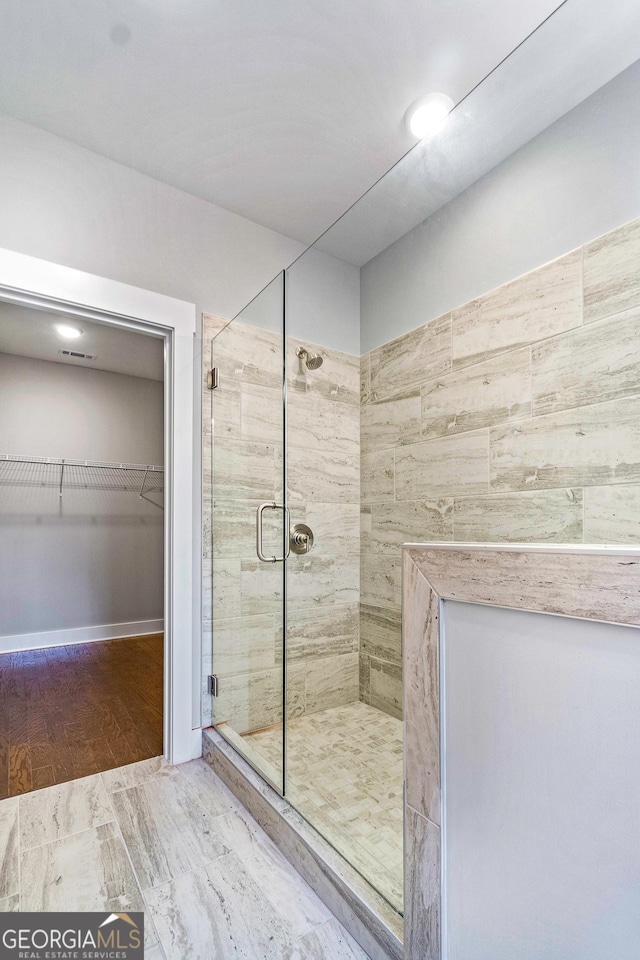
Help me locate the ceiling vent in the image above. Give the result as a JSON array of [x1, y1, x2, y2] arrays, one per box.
[[59, 348, 96, 361]]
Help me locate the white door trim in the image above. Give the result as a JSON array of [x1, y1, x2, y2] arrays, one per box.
[[0, 246, 198, 765]]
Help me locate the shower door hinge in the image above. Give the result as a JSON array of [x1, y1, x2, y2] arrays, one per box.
[[207, 367, 219, 390], [208, 674, 219, 697]]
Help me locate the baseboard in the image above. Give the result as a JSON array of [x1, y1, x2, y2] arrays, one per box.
[[0, 619, 164, 653]]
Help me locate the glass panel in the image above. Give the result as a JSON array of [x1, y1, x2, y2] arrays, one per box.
[[209, 272, 286, 794]]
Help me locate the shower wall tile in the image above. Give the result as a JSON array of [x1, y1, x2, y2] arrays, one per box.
[[211, 559, 242, 620], [212, 320, 282, 389], [362, 500, 453, 555], [531, 308, 640, 417], [304, 503, 360, 554], [360, 604, 402, 663], [584, 484, 640, 543], [584, 218, 640, 324], [453, 489, 583, 543], [361, 388, 422, 451], [212, 615, 276, 677], [369, 314, 451, 402], [211, 499, 282, 561], [369, 658, 402, 720], [360, 353, 371, 404], [213, 439, 280, 500], [240, 561, 284, 614], [421, 347, 531, 440], [360, 557, 402, 612], [490, 395, 640, 492], [286, 338, 360, 406], [451, 249, 582, 370], [361, 449, 394, 503], [395, 431, 489, 500], [305, 653, 359, 714], [288, 448, 359, 504], [276, 605, 359, 663], [288, 393, 360, 456], [211, 667, 301, 736], [286, 556, 336, 610]]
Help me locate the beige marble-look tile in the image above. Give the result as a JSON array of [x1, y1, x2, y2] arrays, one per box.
[[0, 895, 20, 912], [584, 217, 640, 323], [304, 502, 360, 555], [361, 554, 402, 611], [277, 604, 359, 663], [288, 392, 359, 456], [0, 799, 19, 899], [240, 560, 283, 612], [395, 431, 489, 500], [286, 337, 360, 406], [422, 346, 531, 439], [110, 772, 230, 890], [240, 381, 285, 444], [203, 312, 229, 340], [211, 558, 242, 619], [295, 918, 371, 959], [360, 353, 371, 405], [453, 488, 583, 543], [212, 318, 282, 389], [212, 438, 280, 500], [452, 249, 582, 370], [361, 387, 422, 451], [363, 499, 453, 554], [288, 448, 359, 504], [215, 808, 332, 939], [212, 614, 276, 675], [286, 555, 336, 609], [532, 308, 640, 416], [369, 657, 402, 720], [19, 773, 114, 850], [359, 654, 370, 703], [490, 395, 640, 492], [145, 853, 296, 960], [360, 603, 402, 662], [304, 653, 359, 714], [20, 821, 147, 916], [212, 666, 303, 734], [361, 448, 394, 504], [171, 760, 241, 817], [332, 556, 360, 606], [584, 484, 640, 543], [369, 314, 451, 401], [101, 757, 173, 794], [403, 553, 440, 825], [144, 945, 166, 960], [405, 807, 440, 960]]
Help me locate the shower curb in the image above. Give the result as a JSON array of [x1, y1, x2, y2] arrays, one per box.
[[202, 728, 403, 960]]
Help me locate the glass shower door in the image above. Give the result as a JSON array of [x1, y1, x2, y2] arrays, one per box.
[[208, 272, 286, 793]]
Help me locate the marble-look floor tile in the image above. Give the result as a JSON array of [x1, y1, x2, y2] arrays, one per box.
[[0, 799, 19, 899], [0, 894, 20, 912], [144, 945, 167, 960], [172, 759, 241, 818], [20, 820, 147, 917], [110, 772, 229, 889], [101, 756, 173, 794], [294, 918, 371, 959], [19, 773, 114, 850], [215, 808, 332, 939], [145, 853, 297, 960]]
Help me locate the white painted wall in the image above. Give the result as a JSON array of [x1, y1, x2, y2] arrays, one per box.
[[0, 352, 164, 640], [360, 58, 640, 352]]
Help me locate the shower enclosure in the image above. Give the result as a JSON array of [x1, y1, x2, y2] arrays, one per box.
[[206, 256, 404, 914]]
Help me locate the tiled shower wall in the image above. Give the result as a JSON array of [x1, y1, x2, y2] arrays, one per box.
[[359, 216, 640, 718], [202, 314, 360, 730]]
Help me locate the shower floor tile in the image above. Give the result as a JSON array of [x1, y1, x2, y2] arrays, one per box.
[[243, 700, 404, 913]]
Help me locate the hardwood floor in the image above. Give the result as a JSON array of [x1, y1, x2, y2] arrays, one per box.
[[0, 633, 163, 799]]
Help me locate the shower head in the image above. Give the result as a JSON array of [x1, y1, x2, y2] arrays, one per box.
[[295, 346, 324, 370]]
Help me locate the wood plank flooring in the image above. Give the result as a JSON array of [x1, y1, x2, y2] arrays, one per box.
[[0, 634, 163, 799]]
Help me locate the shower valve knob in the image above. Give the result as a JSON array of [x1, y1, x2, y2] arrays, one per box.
[[290, 523, 314, 555]]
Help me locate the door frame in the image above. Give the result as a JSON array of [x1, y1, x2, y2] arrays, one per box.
[[0, 246, 199, 765]]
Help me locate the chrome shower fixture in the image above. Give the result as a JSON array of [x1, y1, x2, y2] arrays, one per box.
[[295, 346, 324, 370]]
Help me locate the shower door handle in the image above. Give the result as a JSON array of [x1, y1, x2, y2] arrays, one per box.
[[256, 502, 290, 563]]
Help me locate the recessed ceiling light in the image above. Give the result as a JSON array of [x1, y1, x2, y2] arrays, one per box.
[[405, 92, 454, 140], [55, 323, 83, 339]]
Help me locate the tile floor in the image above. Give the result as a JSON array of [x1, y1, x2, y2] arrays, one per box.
[[244, 701, 404, 913], [0, 754, 371, 959]]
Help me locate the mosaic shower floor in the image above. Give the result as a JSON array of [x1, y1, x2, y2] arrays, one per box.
[[244, 700, 404, 913]]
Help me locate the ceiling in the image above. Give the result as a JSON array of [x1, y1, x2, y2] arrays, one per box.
[[0, 302, 164, 381], [0, 0, 562, 246]]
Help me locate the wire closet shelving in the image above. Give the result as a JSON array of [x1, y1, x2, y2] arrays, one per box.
[[0, 455, 164, 504]]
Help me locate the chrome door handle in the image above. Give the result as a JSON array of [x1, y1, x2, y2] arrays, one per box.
[[256, 502, 290, 562]]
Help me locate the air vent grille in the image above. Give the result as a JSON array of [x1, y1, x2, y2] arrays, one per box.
[[59, 349, 96, 360]]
